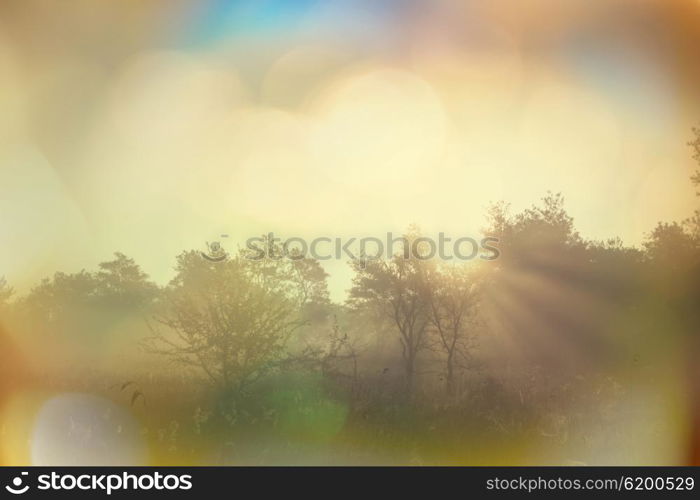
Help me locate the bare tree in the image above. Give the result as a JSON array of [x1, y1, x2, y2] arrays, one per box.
[[145, 249, 328, 394], [348, 232, 431, 395], [426, 264, 479, 396]]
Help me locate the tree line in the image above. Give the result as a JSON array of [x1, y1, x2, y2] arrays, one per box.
[[0, 131, 699, 463]]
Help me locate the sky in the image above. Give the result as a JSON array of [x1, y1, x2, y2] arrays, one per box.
[[1, 0, 700, 301]]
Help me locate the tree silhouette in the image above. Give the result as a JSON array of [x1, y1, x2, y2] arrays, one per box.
[[145, 248, 329, 395], [348, 230, 432, 395], [690, 126, 700, 194], [0, 276, 13, 314], [95, 252, 159, 311], [425, 263, 479, 396]]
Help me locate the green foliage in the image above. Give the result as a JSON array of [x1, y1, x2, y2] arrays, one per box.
[[264, 372, 348, 443]]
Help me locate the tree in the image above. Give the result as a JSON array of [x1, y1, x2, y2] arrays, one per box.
[[12, 254, 158, 370], [95, 252, 158, 311], [480, 193, 611, 385], [690, 126, 700, 195], [685, 127, 700, 240], [20, 254, 157, 329], [145, 248, 329, 394], [426, 263, 479, 396], [0, 276, 13, 314], [485, 192, 584, 271], [644, 222, 698, 273], [348, 230, 431, 395], [21, 270, 100, 329]]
